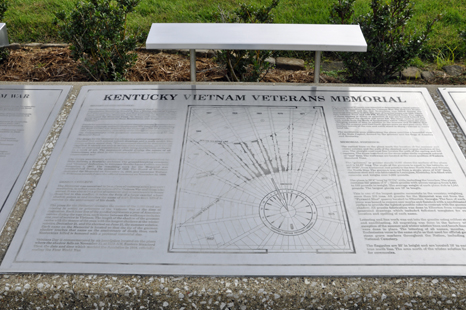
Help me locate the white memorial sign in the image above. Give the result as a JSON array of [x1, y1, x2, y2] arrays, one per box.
[[2, 85, 466, 276], [439, 87, 466, 134], [0, 85, 71, 232]]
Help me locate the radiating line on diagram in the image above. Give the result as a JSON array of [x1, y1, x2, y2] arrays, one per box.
[[170, 105, 354, 254]]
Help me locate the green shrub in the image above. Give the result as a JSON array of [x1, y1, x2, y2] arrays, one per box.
[[215, 0, 279, 82], [54, 0, 140, 81], [0, 0, 7, 20], [0, 0, 8, 64], [331, 0, 436, 84], [329, 0, 354, 26]]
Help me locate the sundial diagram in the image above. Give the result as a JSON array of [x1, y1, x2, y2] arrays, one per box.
[[169, 105, 354, 253]]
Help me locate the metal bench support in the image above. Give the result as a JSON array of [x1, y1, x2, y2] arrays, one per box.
[[190, 49, 196, 82], [314, 51, 322, 83]]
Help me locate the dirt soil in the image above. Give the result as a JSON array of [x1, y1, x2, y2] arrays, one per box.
[[0, 47, 465, 84]]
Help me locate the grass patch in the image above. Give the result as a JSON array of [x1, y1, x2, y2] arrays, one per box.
[[409, 57, 427, 69], [2, 0, 466, 60]]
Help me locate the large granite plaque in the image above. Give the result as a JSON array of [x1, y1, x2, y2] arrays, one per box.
[[3, 85, 466, 276], [0, 85, 71, 232], [439, 88, 466, 134]]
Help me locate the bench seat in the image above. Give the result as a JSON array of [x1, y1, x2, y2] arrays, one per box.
[[146, 23, 367, 82]]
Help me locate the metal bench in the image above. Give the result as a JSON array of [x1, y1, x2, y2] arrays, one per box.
[[146, 23, 367, 83]]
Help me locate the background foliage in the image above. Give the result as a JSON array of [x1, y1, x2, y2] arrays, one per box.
[[214, 0, 279, 82], [1, 0, 466, 60], [331, 0, 436, 83], [55, 0, 141, 81], [0, 0, 8, 63], [0, 0, 7, 20]]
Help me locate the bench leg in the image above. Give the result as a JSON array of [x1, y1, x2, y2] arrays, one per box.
[[190, 49, 196, 82], [314, 51, 321, 83]]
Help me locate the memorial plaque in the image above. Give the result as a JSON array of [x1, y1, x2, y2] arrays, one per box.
[[439, 87, 466, 134], [0, 85, 71, 232], [3, 85, 466, 276]]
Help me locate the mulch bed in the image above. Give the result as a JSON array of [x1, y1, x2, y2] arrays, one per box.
[[0, 47, 465, 84], [0, 47, 340, 83]]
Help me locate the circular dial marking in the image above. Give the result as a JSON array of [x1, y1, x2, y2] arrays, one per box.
[[259, 187, 318, 236]]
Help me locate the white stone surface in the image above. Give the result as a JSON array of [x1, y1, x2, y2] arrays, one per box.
[[439, 88, 466, 134], [3, 85, 466, 276], [0, 85, 71, 233], [146, 23, 367, 52]]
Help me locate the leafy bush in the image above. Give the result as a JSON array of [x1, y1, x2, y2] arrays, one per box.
[[54, 0, 140, 81], [329, 0, 354, 26], [0, 0, 7, 20], [331, 0, 436, 84], [0, 0, 8, 64], [215, 0, 279, 82]]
